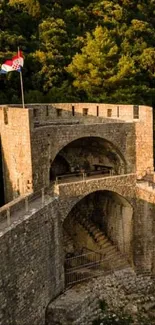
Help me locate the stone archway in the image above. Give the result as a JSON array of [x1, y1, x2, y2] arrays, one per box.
[[63, 190, 133, 275], [50, 136, 127, 182]]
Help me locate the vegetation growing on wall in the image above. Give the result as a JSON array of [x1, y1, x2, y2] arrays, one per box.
[[1, 0, 155, 105]]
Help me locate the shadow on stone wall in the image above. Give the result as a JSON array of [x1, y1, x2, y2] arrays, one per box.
[[1, 139, 15, 204], [49, 136, 127, 183]]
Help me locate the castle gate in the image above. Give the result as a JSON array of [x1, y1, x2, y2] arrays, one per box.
[[31, 122, 135, 191], [49, 136, 127, 182]]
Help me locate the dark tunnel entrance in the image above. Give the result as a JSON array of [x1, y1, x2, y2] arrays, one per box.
[[50, 137, 127, 182], [50, 154, 70, 181], [63, 190, 133, 286]]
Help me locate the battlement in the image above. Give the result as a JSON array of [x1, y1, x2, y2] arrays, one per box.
[[1, 102, 152, 127], [0, 102, 153, 203]]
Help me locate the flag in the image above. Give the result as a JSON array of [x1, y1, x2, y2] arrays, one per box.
[[0, 51, 24, 74]]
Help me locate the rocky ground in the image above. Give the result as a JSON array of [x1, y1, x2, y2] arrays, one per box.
[[46, 267, 155, 325]]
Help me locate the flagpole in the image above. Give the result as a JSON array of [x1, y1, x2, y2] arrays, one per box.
[[20, 70, 25, 108], [18, 47, 25, 108]]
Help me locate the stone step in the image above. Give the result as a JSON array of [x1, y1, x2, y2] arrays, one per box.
[[90, 229, 101, 236], [69, 216, 129, 274], [110, 255, 129, 265], [106, 249, 128, 261], [103, 254, 124, 265], [114, 259, 129, 267], [99, 260, 129, 272], [108, 258, 127, 266], [86, 221, 100, 228], [95, 236, 108, 244], [82, 219, 103, 231], [99, 240, 114, 248], [86, 228, 107, 241], [92, 230, 106, 238], [100, 250, 129, 266], [77, 220, 100, 235], [99, 240, 116, 249], [94, 232, 107, 239], [75, 217, 107, 241]]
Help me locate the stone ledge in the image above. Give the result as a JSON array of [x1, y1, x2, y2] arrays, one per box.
[[56, 174, 136, 199]]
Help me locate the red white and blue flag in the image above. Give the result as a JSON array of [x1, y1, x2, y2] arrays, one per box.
[[0, 51, 24, 74]]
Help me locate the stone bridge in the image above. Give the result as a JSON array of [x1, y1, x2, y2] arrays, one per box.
[[0, 174, 155, 325], [57, 174, 136, 198]]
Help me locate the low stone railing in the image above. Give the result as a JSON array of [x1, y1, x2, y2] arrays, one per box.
[[0, 184, 56, 231], [0, 173, 136, 231], [55, 173, 137, 198], [55, 170, 114, 184]]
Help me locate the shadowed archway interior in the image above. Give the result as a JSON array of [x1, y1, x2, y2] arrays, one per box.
[[50, 136, 127, 181], [63, 190, 133, 262]]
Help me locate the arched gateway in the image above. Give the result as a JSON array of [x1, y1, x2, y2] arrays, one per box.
[[62, 190, 133, 286], [50, 136, 127, 182]]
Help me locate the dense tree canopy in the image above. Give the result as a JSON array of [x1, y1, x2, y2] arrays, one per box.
[[1, 0, 155, 105]]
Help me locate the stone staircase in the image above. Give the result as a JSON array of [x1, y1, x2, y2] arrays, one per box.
[[74, 214, 130, 270], [64, 215, 130, 286]]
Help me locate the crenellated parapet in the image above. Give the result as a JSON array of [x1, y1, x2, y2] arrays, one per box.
[[0, 103, 153, 203]]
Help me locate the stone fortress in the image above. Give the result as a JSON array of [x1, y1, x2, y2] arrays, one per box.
[[0, 103, 155, 324]]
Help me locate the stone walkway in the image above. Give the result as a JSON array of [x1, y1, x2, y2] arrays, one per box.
[[0, 172, 133, 235], [0, 193, 55, 235], [0, 173, 117, 234]]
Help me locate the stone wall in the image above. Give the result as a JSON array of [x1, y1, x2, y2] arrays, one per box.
[[31, 123, 136, 191], [56, 174, 136, 205], [0, 107, 33, 203], [133, 185, 155, 271], [55, 176, 155, 272], [135, 105, 154, 177], [0, 186, 52, 226], [0, 178, 155, 324], [29, 104, 153, 190], [63, 190, 133, 259], [0, 104, 153, 201], [57, 175, 136, 266], [136, 183, 155, 204], [15, 103, 152, 124], [0, 102, 154, 325], [27, 103, 154, 185], [0, 197, 64, 325]]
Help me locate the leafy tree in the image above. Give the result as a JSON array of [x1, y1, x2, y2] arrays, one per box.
[[0, 0, 155, 105], [67, 26, 118, 99], [9, 0, 41, 17]]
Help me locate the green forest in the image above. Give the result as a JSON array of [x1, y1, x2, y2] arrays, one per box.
[[1, 0, 155, 105]]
